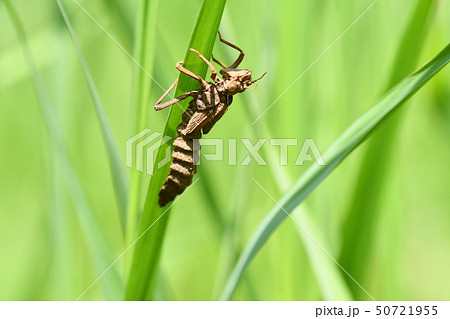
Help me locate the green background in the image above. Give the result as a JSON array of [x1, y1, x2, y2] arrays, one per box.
[[0, 0, 449, 300]]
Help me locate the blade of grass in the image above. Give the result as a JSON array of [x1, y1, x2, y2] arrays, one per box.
[[48, 152, 72, 299], [127, 0, 160, 244], [107, 0, 135, 40], [291, 209, 352, 300], [5, 0, 123, 299], [125, 0, 227, 300], [339, 0, 435, 299], [46, 30, 73, 300], [220, 43, 450, 300], [197, 166, 227, 233], [211, 140, 257, 299], [57, 0, 129, 233]]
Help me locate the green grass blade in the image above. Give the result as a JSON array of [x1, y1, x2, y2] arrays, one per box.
[[385, 1, 436, 89], [211, 160, 253, 299], [197, 166, 227, 233], [339, 0, 435, 298], [57, 0, 129, 232], [5, 0, 123, 299], [48, 152, 72, 299], [292, 208, 352, 300], [125, 0, 227, 300], [107, 0, 135, 39], [127, 0, 160, 244], [220, 43, 450, 300]]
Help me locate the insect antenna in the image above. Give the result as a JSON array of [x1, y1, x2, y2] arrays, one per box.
[[246, 72, 267, 89], [250, 72, 267, 85]]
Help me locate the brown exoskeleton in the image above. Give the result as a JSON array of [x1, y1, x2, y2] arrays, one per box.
[[155, 32, 266, 207]]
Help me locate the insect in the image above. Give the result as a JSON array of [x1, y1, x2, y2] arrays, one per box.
[[155, 32, 266, 207]]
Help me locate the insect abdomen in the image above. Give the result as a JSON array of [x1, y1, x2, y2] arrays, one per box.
[[158, 104, 201, 207]]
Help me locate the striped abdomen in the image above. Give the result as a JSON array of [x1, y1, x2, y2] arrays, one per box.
[[158, 92, 232, 207], [158, 102, 201, 207]]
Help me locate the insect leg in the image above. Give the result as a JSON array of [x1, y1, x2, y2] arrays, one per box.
[[154, 89, 195, 110], [176, 61, 208, 88], [155, 78, 178, 106], [189, 48, 218, 82], [217, 31, 244, 69], [211, 54, 228, 68]]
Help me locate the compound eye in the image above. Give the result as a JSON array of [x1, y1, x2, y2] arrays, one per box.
[[229, 83, 237, 92]]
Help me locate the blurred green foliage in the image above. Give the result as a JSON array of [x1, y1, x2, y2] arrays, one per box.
[[0, 0, 449, 300]]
